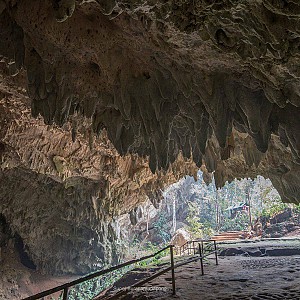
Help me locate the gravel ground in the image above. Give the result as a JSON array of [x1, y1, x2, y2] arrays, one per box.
[[112, 239, 300, 300]]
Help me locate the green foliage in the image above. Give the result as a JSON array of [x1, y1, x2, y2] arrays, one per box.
[[136, 241, 169, 267], [294, 204, 300, 214], [261, 202, 288, 218], [66, 267, 131, 300], [220, 212, 250, 232], [143, 241, 160, 252], [201, 221, 215, 238], [153, 211, 171, 244], [260, 186, 288, 218], [186, 201, 204, 238]]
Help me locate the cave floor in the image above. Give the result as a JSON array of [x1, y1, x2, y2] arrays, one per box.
[[0, 243, 78, 300], [113, 240, 300, 300], [2, 239, 300, 299]]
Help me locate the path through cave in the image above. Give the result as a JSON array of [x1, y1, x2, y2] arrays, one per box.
[[1, 0, 300, 299], [105, 239, 300, 300]]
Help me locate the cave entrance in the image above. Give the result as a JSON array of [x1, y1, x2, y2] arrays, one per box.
[[139, 171, 300, 248], [123, 172, 300, 300]]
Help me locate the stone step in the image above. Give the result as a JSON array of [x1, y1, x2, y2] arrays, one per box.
[[211, 231, 250, 241]]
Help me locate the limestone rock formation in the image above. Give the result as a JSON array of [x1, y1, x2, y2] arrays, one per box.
[[204, 131, 300, 204], [0, 64, 197, 274], [1, 0, 299, 202], [170, 228, 191, 248], [0, 0, 300, 276]]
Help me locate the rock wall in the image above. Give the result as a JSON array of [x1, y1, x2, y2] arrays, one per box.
[[0, 0, 300, 275], [0, 64, 197, 274], [0, 0, 299, 204], [203, 131, 300, 204]]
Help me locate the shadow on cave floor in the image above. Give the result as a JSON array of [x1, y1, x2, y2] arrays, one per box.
[[109, 239, 300, 300]]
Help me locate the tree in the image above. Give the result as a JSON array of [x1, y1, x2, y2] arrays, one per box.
[[160, 172, 289, 238]]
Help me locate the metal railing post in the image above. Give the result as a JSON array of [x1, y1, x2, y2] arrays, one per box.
[[63, 287, 69, 300], [170, 245, 176, 295], [198, 243, 204, 276], [214, 240, 218, 265]]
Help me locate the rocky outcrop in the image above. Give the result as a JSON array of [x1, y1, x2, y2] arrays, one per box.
[[170, 228, 191, 247], [261, 208, 300, 238], [1, 0, 299, 205], [201, 131, 300, 204], [1, 0, 300, 276], [0, 64, 197, 274]]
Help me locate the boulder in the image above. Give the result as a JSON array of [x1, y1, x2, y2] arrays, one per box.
[[170, 229, 191, 247]]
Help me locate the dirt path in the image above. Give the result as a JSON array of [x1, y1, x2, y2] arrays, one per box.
[[2, 238, 300, 299], [112, 240, 300, 300]]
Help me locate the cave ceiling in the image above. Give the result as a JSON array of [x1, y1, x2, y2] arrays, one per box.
[[0, 0, 300, 205], [0, 61, 198, 274], [0, 0, 300, 277]]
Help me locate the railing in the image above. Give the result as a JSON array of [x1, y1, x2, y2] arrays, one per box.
[[96, 241, 218, 300], [22, 245, 174, 300], [179, 239, 217, 255], [199, 240, 218, 275], [178, 239, 218, 275], [179, 240, 199, 255], [23, 240, 219, 300]]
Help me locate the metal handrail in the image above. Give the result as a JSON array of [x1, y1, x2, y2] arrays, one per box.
[[23, 240, 219, 300], [22, 245, 173, 300], [179, 238, 216, 256], [178, 240, 218, 274], [100, 240, 219, 300]]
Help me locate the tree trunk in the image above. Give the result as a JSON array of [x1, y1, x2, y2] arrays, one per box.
[[246, 181, 253, 230]]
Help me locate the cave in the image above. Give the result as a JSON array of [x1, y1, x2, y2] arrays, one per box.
[[0, 213, 10, 247], [0, 0, 300, 299], [14, 233, 37, 270]]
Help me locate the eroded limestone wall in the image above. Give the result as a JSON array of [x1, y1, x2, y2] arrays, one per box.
[[0, 0, 300, 274]]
